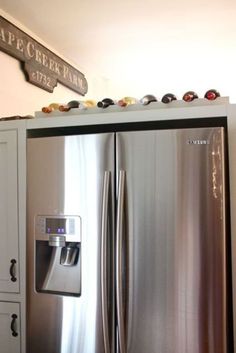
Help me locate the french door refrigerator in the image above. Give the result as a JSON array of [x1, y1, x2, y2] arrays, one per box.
[[27, 121, 233, 353]]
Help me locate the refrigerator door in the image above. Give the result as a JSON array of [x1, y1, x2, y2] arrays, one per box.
[[27, 133, 115, 353], [116, 127, 229, 353]]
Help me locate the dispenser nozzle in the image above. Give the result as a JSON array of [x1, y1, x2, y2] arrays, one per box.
[[48, 235, 66, 247]]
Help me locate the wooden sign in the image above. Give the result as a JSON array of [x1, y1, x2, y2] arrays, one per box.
[[0, 16, 88, 95]]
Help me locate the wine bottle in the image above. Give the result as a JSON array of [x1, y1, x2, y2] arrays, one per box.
[[42, 103, 60, 113], [59, 100, 80, 112], [97, 98, 115, 108], [77, 100, 97, 110], [161, 93, 177, 104], [182, 91, 198, 102], [140, 95, 157, 105], [84, 100, 97, 108], [117, 97, 138, 107], [204, 89, 220, 100]]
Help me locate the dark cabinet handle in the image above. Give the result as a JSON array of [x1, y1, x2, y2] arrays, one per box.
[[10, 259, 17, 282], [10, 314, 18, 337]]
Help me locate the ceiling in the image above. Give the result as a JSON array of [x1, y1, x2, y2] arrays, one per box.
[[1, 0, 236, 100]]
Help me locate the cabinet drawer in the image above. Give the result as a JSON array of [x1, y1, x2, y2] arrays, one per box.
[[0, 301, 20, 353]]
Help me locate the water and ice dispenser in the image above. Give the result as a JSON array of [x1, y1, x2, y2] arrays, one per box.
[[35, 215, 81, 296]]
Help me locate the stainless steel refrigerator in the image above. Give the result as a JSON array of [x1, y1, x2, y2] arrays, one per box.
[[27, 123, 233, 353]]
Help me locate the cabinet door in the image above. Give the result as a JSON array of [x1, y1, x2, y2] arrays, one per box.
[[0, 131, 19, 292], [0, 302, 20, 353]]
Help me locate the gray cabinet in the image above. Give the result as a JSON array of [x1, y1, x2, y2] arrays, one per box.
[[0, 125, 26, 353], [0, 131, 19, 293]]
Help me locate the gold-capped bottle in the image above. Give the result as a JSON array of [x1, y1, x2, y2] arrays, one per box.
[[182, 91, 198, 102], [85, 100, 97, 107], [79, 100, 97, 110], [140, 95, 157, 105], [42, 103, 60, 113], [97, 98, 115, 108], [204, 89, 220, 100], [59, 100, 80, 112], [117, 97, 138, 107], [161, 93, 177, 104]]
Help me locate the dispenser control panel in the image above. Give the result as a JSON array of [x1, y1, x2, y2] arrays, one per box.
[[35, 215, 81, 241]]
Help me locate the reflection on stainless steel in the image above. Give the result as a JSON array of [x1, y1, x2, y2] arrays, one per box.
[[116, 127, 227, 353], [211, 129, 224, 200]]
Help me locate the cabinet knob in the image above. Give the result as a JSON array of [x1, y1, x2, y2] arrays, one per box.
[[10, 314, 18, 337], [10, 259, 17, 282]]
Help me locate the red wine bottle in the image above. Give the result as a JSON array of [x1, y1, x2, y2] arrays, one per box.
[[161, 93, 177, 104], [59, 100, 80, 112], [182, 91, 198, 102], [140, 95, 157, 105], [97, 98, 115, 108], [204, 89, 220, 100], [117, 97, 138, 107]]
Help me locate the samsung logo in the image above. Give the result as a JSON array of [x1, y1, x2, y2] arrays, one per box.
[[187, 139, 210, 145]]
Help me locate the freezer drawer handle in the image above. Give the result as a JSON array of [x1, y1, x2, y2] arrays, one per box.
[[10, 259, 17, 282], [10, 314, 18, 337], [101, 171, 111, 353], [116, 170, 126, 353]]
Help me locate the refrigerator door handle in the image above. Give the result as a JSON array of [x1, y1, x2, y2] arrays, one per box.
[[116, 170, 126, 353], [101, 171, 111, 353]]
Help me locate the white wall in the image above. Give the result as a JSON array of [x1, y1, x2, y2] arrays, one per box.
[[0, 51, 109, 117], [0, 11, 109, 117], [2, 2, 236, 108]]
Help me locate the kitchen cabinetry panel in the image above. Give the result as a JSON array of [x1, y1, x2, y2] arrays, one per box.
[[0, 131, 19, 293]]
